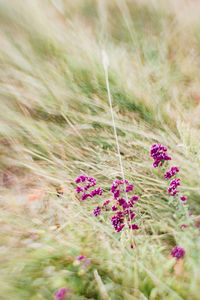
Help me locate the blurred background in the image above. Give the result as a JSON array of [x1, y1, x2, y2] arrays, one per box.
[[0, 0, 200, 299]]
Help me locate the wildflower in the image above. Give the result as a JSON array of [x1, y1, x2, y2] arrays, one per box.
[[75, 174, 88, 184], [129, 224, 139, 230], [75, 174, 103, 201], [103, 200, 110, 206], [76, 186, 83, 194], [180, 196, 187, 201], [102, 200, 110, 211], [110, 179, 139, 233], [76, 255, 90, 265], [170, 179, 180, 188], [126, 184, 134, 192], [164, 166, 179, 179], [112, 206, 118, 211], [88, 177, 96, 183], [118, 198, 126, 206], [54, 287, 67, 300], [122, 202, 129, 210], [128, 195, 138, 207], [131, 195, 139, 201], [81, 192, 91, 201], [113, 189, 120, 199], [84, 182, 95, 190], [93, 206, 101, 217], [168, 178, 180, 196], [76, 255, 85, 260], [171, 246, 185, 259], [111, 212, 124, 232], [131, 244, 133, 249], [111, 179, 128, 194], [125, 209, 135, 221], [116, 224, 125, 232], [170, 190, 179, 196], [90, 187, 103, 197], [150, 144, 171, 168], [181, 224, 187, 228]]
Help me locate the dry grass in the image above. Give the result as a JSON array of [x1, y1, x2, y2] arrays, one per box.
[[0, 0, 200, 299]]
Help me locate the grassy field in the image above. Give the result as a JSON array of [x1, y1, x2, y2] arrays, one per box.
[[0, 0, 200, 299]]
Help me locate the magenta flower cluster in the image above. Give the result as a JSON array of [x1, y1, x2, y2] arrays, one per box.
[[74, 144, 188, 258], [76, 255, 90, 265], [150, 144, 171, 168], [75, 174, 103, 201], [150, 144, 187, 203], [92, 179, 139, 233], [54, 287, 67, 300], [171, 246, 185, 259], [93, 206, 101, 216], [75, 175, 139, 234], [164, 166, 179, 179], [110, 179, 139, 232], [168, 178, 180, 196], [151, 143, 186, 258]]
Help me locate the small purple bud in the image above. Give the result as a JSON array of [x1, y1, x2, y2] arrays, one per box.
[[76, 255, 85, 260], [54, 287, 67, 300], [171, 246, 185, 259]]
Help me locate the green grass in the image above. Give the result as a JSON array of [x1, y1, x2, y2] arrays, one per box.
[[0, 0, 200, 299]]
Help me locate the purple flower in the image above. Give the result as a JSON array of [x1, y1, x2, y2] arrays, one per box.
[[90, 188, 103, 197], [54, 287, 67, 300], [168, 178, 180, 196], [112, 206, 118, 211], [103, 200, 110, 207], [93, 206, 101, 217], [75, 174, 102, 201], [84, 183, 91, 191], [126, 184, 134, 192], [117, 198, 129, 210], [170, 179, 180, 188], [171, 246, 185, 259], [171, 190, 179, 196], [76, 256, 90, 265], [181, 224, 187, 228], [111, 185, 116, 193], [131, 244, 133, 249], [125, 209, 135, 221], [76, 186, 83, 194], [75, 174, 88, 184], [116, 224, 125, 232], [111, 213, 124, 231], [113, 189, 120, 199], [131, 195, 139, 201], [164, 166, 179, 179], [81, 192, 91, 200], [110, 179, 139, 233], [150, 144, 171, 168], [96, 187, 103, 195], [76, 255, 85, 260], [88, 177, 96, 183], [180, 196, 187, 201], [129, 224, 139, 230], [122, 202, 129, 210], [118, 198, 125, 205], [111, 180, 129, 194]]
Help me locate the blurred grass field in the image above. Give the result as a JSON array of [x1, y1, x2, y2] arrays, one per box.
[[0, 0, 200, 299]]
